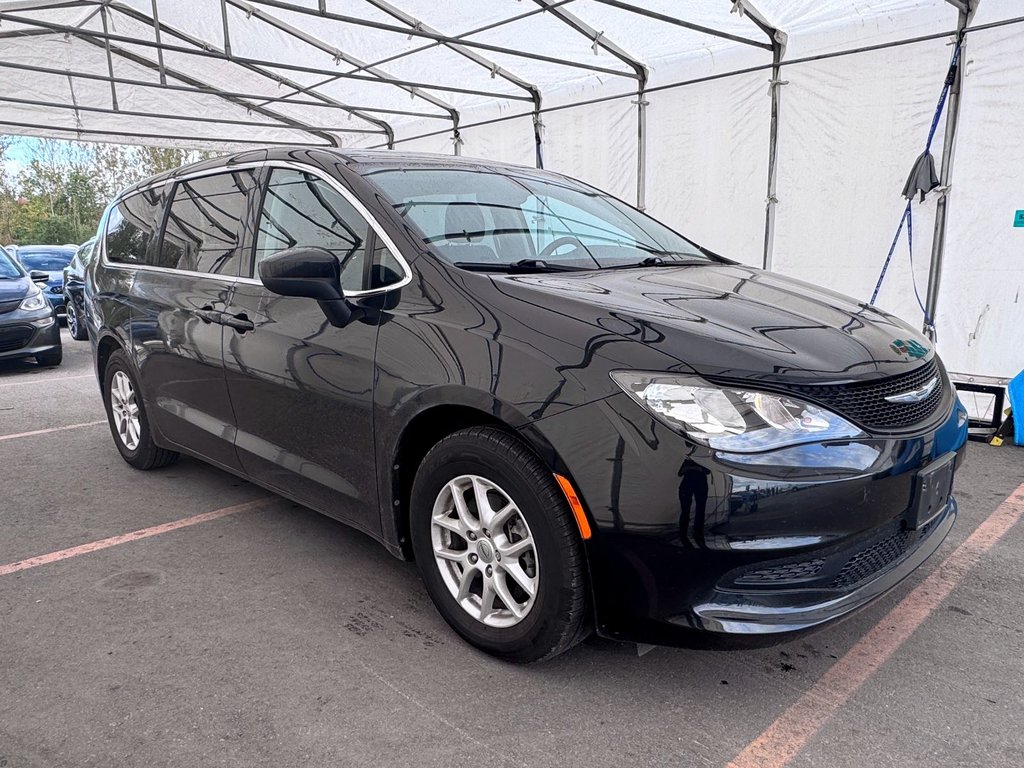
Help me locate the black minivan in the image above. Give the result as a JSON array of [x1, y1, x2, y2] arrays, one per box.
[[86, 148, 968, 661]]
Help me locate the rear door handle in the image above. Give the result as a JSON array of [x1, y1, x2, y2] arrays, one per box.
[[221, 312, 255, 333]]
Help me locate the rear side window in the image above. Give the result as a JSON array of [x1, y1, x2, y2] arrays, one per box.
[[105, 188, 162, 264], [160, 170, 257, 275], [255, 169, 370, 290]]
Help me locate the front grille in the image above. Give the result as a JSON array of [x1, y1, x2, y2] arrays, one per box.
[[49, 285, 63, 294], [787, 359, 945, 431], [830, 518, 935, 590], [735, 557, 827, 585], [0, 298, 20, 314], [0, 324, 33, 352]]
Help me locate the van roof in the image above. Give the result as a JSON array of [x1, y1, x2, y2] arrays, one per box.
[[118, 146, 528, 200]]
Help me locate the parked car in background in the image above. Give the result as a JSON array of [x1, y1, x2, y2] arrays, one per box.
[[0, 245, 62, 366], [15, 245, 76, 318], [86, 149, 967, 661], [63, 238, 96, 341]]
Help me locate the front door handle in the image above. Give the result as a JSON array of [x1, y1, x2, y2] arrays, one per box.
[[195, 305, 219, 324], [221, 312, 255, 333]]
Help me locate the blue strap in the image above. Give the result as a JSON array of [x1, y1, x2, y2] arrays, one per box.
[[870, 201, 911, 305], [926, 44, 961, 152], [870, 41, 960, 336]]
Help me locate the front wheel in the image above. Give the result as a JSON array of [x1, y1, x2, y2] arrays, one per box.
[[410, 426, 590, 662]]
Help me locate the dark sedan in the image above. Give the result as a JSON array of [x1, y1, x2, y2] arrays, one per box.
[[86, 149, 967, 661], [0, 246, 62, 366], [15, 245, 76, 317]]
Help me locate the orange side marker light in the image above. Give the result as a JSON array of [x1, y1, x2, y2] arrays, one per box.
[[554, 473, 592, 540]]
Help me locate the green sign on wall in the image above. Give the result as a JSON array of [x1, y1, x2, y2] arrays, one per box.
[[1015, 210, 1024, 227]]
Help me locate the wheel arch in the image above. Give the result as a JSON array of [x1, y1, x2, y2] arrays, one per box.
[[383, 381, 581, 560]]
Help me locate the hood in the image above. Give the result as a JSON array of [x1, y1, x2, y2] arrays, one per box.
[[0, 276, 30, 303], [492, 263, 933, 386]]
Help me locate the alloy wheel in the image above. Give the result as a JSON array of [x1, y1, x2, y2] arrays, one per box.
[[110, 370, 141, 451], [430, 474, 540, 628], [66, 301, 78, 336]]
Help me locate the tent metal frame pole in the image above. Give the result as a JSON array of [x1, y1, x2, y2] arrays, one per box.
[[732, 0, 788, 271], [360, 0, 544, 160], [105, 2, 396, 146], [0, 9, 532, 104], [246, 0, 640, 80], [0, 94, 386, 133], [0, 56, 445, 119], [98, 4, 118, 111], [77, 33, 347, 146], [532, 0, 648, 207], [0, 118, 332, 146], [591, 0, 772, 50], [924, 3, 974, 340], [341, 0, 576, 80], [223, 0, 454, 146], [149, 0, 167, 85]]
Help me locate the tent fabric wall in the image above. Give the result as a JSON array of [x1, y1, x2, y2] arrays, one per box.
[[0, 0, 1021, 379], [935, 23, 1024, 378]]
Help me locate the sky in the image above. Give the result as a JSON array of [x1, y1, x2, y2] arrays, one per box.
[[2, 136, 41, 180]]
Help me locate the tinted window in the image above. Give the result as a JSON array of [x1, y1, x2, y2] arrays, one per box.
[[105, 188, 162, 265], [255, 169, 369, 290], [160, 170, 256, 275]]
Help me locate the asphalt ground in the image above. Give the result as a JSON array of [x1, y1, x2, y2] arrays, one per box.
[[1, 327, 1022, 768]]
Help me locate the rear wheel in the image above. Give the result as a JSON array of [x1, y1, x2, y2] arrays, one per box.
[[410, 426, 590, 662], [66, 297, 88, 340], [103, 350, 178, 470]]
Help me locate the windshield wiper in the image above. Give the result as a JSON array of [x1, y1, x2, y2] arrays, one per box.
[[453, 259, 591, 274], [604, 256, 710, 270]]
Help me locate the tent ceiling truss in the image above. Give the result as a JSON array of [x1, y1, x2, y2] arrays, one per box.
[[0, 0, 983, 341]]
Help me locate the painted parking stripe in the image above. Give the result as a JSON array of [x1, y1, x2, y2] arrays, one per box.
[[0, 373, 95, 387], [0, 498, 275, 577], [0, 420, 106, 442], [726, 482, 1024, 768]]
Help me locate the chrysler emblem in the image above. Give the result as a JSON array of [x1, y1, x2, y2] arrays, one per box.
[[884, 375, 939, 404]]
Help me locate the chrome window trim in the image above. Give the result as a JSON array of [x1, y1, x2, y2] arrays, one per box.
[[99, 159, 413, 298]]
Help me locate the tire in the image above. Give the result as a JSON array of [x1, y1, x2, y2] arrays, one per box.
[[35, 348, 62, 367], [66, 297, 88, 341], [410, 426, 590, 662], [102, 349, 179, 470]]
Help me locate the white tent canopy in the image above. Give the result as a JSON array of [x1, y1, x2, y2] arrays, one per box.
[[1, 0, 1022, 381]]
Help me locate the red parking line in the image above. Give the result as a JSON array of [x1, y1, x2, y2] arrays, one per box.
[[0, 421, 106, 442], [726, 482, 1024, 768], [0, 498, 275, 577]]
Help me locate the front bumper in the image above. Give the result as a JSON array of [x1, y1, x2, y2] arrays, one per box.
[[522, 391, 969, 648], [0, 312, 61, 360]]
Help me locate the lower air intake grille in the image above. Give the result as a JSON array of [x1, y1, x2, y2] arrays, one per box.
[[0, 324, 33, 352], [736, 558, 827, 585], [830, 519, 935, 590]]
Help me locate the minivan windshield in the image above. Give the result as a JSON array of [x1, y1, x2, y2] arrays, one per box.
[[0, 247, 23, 278], [367, 167, 713, 271]]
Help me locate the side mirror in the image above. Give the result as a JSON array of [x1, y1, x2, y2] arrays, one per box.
[[258, 246, 352, 327], [29, 270, 49, 284]]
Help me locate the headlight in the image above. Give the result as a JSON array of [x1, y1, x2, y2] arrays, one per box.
[[19, 288, 48, 312], [610, 372, 863, 452]]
